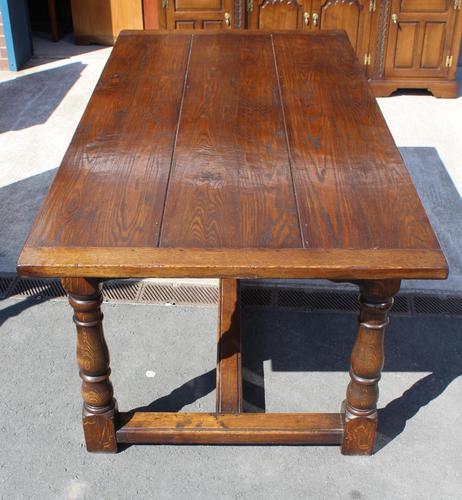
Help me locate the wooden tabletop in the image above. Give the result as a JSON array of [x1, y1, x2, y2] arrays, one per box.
[[18, 31, 447, 280]]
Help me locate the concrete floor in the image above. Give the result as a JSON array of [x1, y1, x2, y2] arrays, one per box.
[[378, 84, 462, 197], [1, 35, 462, 499], [0, 297, 461, 499], [0, 35, 111, 190]]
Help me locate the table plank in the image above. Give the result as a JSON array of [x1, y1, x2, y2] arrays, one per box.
[[26, 34, 191, 247], [159, 34, 302, 248], [272, 32, 440, 251]]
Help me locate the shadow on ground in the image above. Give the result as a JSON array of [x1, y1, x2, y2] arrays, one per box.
[[0, 61, 85, 132], [0, 295, 49, 327], [1, 106, 461, 454], [131, 306, 461, 453], [241, 308, 462, 452]]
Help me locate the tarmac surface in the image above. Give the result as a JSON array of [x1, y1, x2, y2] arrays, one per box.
[[0, 297, 461, 499]]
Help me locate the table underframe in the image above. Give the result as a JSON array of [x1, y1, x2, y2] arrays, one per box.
[[61, 276, 401, 455]]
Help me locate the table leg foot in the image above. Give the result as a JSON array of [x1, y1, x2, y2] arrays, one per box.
[[62, 278, 118, 453], [341, 280, 400, 455]]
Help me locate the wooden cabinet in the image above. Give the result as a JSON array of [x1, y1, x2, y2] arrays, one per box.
[[369, 0, 462, 97], [147, 0, 462, 97], [310, 1, 373, 59], [246, 0, 371, 58], [246, 1, 372, 69], [247, 0, 310, 30], [158, 0, 235, 29], [384, 0, 457, 78], [71, 0, 144, 45]]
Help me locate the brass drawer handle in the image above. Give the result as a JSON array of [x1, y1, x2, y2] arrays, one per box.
[[392, 13, 398, 25], [225, 12, 231, 27], [312, 13, 319, 27], [304, 12, 310, 26]]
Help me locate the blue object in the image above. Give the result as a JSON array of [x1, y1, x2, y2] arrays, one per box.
[[0, 0, 32, 71]]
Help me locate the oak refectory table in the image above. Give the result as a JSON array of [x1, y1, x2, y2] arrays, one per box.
[[17, 30, 448, 455]]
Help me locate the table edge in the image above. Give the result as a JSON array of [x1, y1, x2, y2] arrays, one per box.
[[17, 247, 448, 280], [118, 30, 349, 38]]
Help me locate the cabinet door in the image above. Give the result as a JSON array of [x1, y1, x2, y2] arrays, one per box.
[[384, 0, 457, 78], [310, 0, 372, 60], [247, 0, 312, 30], [165, 0, 235, 29]]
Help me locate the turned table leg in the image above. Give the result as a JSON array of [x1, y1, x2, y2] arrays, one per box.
[[62, 278, 117, 453], [341, 279, 401, 455]]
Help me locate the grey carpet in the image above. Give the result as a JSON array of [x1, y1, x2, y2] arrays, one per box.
[[400, 147, 462, 293], [0, 147, 460, 293], [0, 62, 85, 133], [0, 168, 57, 275]]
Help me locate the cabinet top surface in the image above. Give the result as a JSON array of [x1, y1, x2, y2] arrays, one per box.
[[18, 31, 447, 279]]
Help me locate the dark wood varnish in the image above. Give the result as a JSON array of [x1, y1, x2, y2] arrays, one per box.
[[117, 412, 344, 444], [18, 32, 447, 455], [342, 279, 400, 455], [216, 278, 242, 413], [18, 31, 447, 280], [19, 247, 447, 280], [62, 278, 117, 453], [152, 0, 462, 97], [25, 34, 192, 249], [272, 33, 439, 250], [159, 34, 301, 248]]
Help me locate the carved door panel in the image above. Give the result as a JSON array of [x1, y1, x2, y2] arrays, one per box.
[[310, 0, 373, 60], [247, 0, 312, 30], [165, 0, 235, 29], [384, 0, 457, 78]]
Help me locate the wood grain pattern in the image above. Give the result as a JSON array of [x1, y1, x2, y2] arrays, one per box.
[[19, 31, 451, 455], [62, 277, 117, 453], [369, 77, 459, 98], [117, 412, 344, 444], [17, 31, 447, 281], [83, 413, 118, 453], [26, 34, 192, 248], [248, 0, 306, 30], [216, 278, 242, 413], [159, 33, 301, 248], [272, 32, 440, 251], [18, 247, 447, 279], [341, 279, 400, 455]]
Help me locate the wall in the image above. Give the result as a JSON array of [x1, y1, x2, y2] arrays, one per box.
[[0, 9, 8, 71]]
